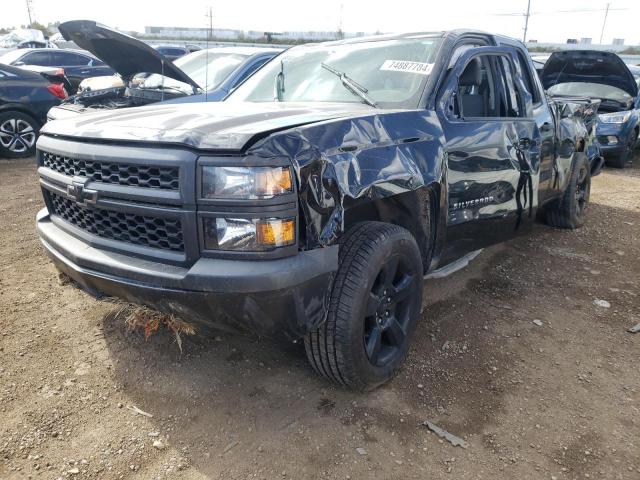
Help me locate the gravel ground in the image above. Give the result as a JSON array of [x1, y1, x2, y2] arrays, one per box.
[[1, 154, 639, 480]]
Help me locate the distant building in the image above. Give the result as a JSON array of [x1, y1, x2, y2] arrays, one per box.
[[144, 26, 371, 42], [579, 38, 592, 45], [612, 38, 625, 46], [566, 39, 578, 44], [144, 26, 242, 40]]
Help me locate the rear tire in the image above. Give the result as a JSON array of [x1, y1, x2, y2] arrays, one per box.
[[0, 111, 39, 159], [304, 222, 424, 391], [545, 153, 590, 229]]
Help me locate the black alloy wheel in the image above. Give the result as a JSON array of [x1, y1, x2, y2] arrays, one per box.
[[363, 254, 417, 367]]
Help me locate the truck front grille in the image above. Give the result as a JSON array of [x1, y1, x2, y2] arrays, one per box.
[[42, 151, 180, 191], [48, 191, 184, 252]]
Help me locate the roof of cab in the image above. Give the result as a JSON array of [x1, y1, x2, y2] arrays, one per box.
[[293, 29, 517, 48]]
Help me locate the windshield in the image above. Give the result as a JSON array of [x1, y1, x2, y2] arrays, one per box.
[[143, 50, 249, 93], [547, 82, 633, 104], [227, 36, 442, 108]]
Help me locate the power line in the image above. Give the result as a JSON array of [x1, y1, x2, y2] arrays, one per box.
[[493, 7, 625, 16]]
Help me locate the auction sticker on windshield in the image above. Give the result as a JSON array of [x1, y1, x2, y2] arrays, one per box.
[[380, 60, 434, 75]]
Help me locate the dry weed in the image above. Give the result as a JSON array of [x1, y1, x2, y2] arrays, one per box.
[[114, 303, 196, 353]]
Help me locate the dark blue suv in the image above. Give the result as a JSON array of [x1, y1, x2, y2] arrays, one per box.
[[541, 50, 639, 169]]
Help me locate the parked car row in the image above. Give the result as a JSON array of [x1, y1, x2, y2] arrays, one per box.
[[47, 21, 280, 119], [0, 21, 282, 157]]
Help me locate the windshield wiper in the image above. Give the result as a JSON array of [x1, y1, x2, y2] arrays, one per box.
[[321, 63, 377, 108]]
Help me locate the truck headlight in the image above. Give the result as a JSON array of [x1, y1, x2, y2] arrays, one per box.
[[598, 111, 632, 124], [202, 166, 293, 199], [202, 217, 295, 251]]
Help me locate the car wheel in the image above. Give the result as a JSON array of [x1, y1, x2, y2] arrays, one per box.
[[0, 111, 39, 159], [304, 222, 424, 391], [545, 153, 590, 229], [606, 130, 638, 169]]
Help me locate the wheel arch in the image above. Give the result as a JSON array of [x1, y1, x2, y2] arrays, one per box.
[[342, 183, 441, 272], [0, 104, 41, 127]]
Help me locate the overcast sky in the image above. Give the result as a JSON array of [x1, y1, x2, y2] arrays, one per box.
[[5, 0, 640, 45]]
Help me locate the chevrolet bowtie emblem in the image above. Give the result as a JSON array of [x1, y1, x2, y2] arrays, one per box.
[[67, 181, 98, 206]]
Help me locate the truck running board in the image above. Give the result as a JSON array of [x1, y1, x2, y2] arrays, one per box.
[[424, 249, 483, 279]]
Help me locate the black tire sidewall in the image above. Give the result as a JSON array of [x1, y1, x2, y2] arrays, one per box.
[[0, 111, 39, 159], [569, 154, 590, 227], [335, 226, 423, 390]]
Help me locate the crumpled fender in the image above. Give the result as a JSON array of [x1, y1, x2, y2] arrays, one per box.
[[245, 110, 447, 251], [550, 97, 601, 187]]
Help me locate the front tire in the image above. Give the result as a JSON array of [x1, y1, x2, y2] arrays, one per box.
[[304, 222, 424, 391], [0, 111, 39, 158], [545, 153, 590, 229]]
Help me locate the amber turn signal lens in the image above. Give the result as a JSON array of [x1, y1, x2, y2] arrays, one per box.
[[256, 219, 295, 247], [255, 167, 293, 196]]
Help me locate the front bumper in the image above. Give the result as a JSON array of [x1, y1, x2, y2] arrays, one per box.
[[37, 209, 338, 339], [596, 121, 636, 157]]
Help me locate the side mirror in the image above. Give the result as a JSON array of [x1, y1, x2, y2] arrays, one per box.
[[14, 61, 25, 66]]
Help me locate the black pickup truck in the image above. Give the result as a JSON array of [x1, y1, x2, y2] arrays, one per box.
[[36, 30, 601, 390]]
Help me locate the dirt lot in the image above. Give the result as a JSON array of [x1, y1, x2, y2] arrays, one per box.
[[1, 154, 639, 480]]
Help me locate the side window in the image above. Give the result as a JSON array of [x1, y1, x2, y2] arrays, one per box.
[[21, 51, 52, 66], [51, 52, 91, 66], [497, 57, 522, 117], [456, 55, 498, 118], [514, 51, 540, 104]]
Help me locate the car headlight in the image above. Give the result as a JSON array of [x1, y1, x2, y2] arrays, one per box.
[[599, 111, 632, 124], [202, 166, 293, 199], [202, 217, 295, 251]]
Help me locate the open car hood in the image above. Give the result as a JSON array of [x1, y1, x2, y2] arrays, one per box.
[[541, 50, 638, 98], [58, 20, 200, 90]]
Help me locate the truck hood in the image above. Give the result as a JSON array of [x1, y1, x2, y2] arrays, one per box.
[[541, 50, 638, 98], [58, 20, 200, 90], [40, 101, 377, 151]]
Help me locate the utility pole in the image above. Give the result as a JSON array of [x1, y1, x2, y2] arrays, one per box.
[[337, 2, 344, 40], [523, 0, 531, 42], [599, 2, 610, 44], [25, 0, 33, 25], [206, 6, 213, 41]]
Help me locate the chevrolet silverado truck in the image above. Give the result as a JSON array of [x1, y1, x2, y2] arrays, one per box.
[[36, 30, 601, 391]]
